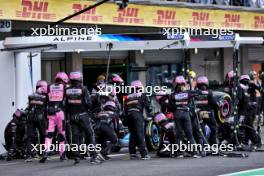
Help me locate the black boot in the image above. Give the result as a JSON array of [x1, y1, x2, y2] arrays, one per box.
[[74, 157, 80, 165], [60, 152, 66, 161], [39, 152, 48, 163]]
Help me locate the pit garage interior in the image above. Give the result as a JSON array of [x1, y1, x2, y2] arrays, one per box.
[[0, 33, 264, 153], [41, 49, 184, 90]]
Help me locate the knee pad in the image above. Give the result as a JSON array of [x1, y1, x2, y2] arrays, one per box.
[[46, 132, 54, 139], [57, 134, 65, 142]]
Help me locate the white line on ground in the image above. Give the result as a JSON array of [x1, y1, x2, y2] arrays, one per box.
[[218, 168, 264, 176], [109, 153, 128, 157], [0, 162, 20, 166]]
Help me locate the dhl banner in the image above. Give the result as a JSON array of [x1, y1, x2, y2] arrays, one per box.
[[0, 0, 264, 31]]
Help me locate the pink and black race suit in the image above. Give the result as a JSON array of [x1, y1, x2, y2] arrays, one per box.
[[193, 90, 209, 109], [28, 93, 47, 111], [65, 86, 92, 114], [125, 93, 151, 114], [44, 83, 66, 156], [171, 91, 191, 111], [66, 88, 82, 105], [48, 83, 65, 113]]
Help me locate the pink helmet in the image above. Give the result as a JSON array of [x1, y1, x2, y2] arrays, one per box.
[[36, 80, 48, 93], [239, 75, 250, 82], [174, 76, 186, 85], [13, 109, 23, 118], [226, 70, 234, 79], [36, 87, 47, 94], [110, 73, 124, 84], [197, 76, 209, 86], [55, 72, 69, 84], [130, 80, 143, 88], [69, 71, 83, 82]]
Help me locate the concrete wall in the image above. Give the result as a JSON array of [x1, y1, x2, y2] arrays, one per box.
[[66, 53, 83, 74], [223, 46, 252, 77], [223, 48, 234, 77], [15, 52, 41, 109], [191, 47, 252, 83], [240, 46, 250, 75], [133, 51, 146, 85], [0, 42, 15, 153], [190, 48, 224, 82], [0, 49, 41, 153]]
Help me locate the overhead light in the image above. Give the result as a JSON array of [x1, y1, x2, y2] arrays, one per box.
[[194, 48, 198, 54], [75, 49, 85, 53]]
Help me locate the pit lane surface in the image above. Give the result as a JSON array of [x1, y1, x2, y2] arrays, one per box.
[[1, 130, 264, 176], [1, 151, 264, 176]]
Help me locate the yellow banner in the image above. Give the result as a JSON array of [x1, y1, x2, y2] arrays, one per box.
[[0, 0, 264, 31]]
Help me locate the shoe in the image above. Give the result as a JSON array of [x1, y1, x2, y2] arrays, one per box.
[[96, 153, 106, 162], [39, 152, 48, 163], [251, 145, 257, 152], [74, 158, 80, 165], [6, 149, 15, 161], [176, 154, 184, 158], [25, 156, 34, 162], [90, 155, 103, 164], [6, 155, 13, 161], [60, 153, 66, 161], [192, 154, 201, 158], [130, 154, 137, 159], [140, 155, 151, 160], [200, 151, 206, 157], [102, 155, 111, 161]]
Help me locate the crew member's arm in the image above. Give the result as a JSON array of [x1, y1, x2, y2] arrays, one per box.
[[142, 94, 152, 114], [83, 86, 93, 111], [167, 94, 175, 112]]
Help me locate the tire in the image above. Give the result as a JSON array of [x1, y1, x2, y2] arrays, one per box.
[[112, 146, 122, 153], [215, 94, 232, 124], [145, 120, 161, 151]]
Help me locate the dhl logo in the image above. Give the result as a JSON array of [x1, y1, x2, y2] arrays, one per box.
[[71, 3, 102, 22], [16, 0, 56, 20], [73, 4, 96, 15], [190, 12, 213, 27], [153, 10, 179, 26], [113, 7, 144, 24], [192, 12, 209, 21], [254, 16, 264, 28], [225, 14, 240, 23], [119, 8, 139, 18], [157, 10, 176, 20]]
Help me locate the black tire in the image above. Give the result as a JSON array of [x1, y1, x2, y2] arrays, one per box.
[[112, 146, 122, 153], [145, 120, 161, 151], [216, 95, 232, 124]]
